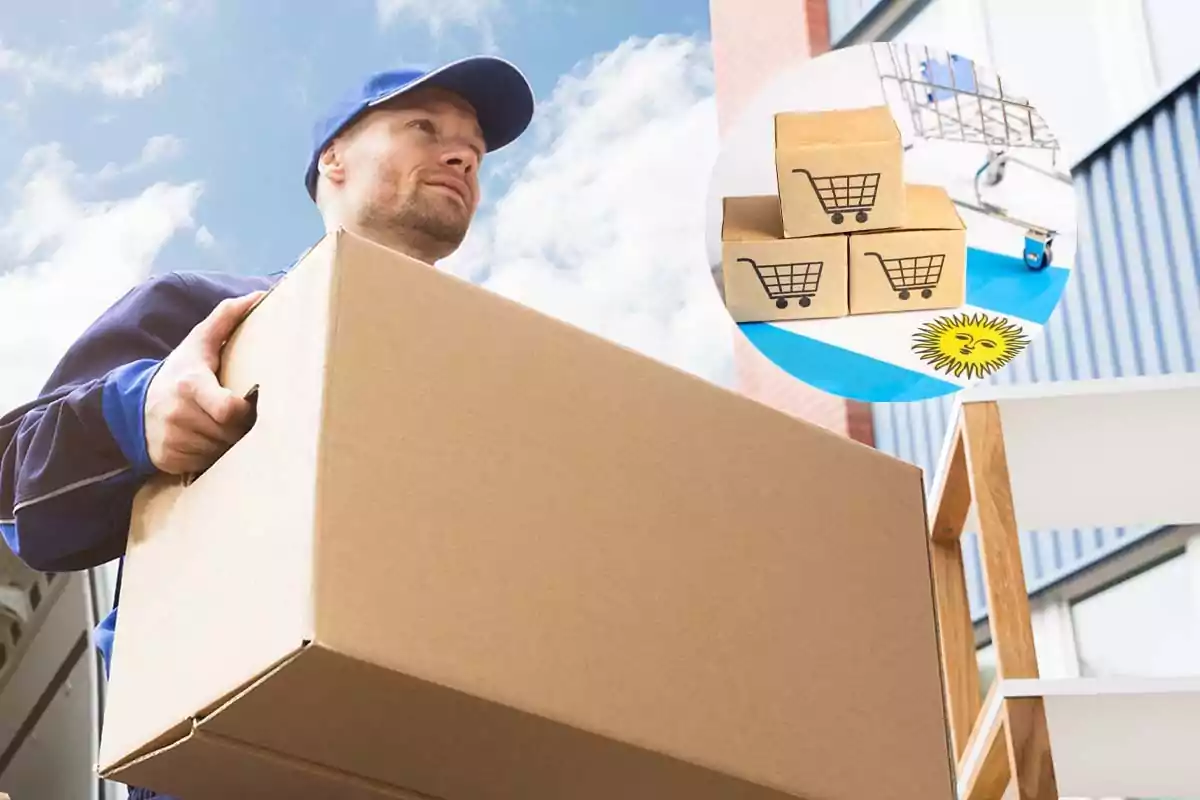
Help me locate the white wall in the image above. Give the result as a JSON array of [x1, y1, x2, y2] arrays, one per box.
[[1143, 0, 1200, 91]]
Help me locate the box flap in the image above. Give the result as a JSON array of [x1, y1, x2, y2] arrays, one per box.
[[100, 645, 308, 777], [890, 183, 965, 232], [192, 644, 802, 800], [775, 105, 900, 147], [721, 195, 784, 242], [103, 721, 432, 800]]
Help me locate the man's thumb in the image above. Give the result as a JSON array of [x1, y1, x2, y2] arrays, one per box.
[[193, 291, 267, 356]]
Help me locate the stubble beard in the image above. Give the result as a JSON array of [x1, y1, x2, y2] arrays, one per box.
[[362, 184, 470, 258]]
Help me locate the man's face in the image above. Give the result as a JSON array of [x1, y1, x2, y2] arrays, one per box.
[[324, 86, 486, 257]]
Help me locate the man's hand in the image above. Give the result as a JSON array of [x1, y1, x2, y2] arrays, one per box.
[[144, 291, 267, 475]]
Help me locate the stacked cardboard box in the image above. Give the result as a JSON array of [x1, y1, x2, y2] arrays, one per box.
[[721, 105, 967, 323]]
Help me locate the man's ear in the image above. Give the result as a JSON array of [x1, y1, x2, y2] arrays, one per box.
[[317, 140, 346, 187]]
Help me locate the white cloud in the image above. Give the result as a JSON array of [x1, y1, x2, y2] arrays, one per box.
[[376, 0, 501, 44], [443, 34, 734, 386], [0, 42, 66, 94], [195, 224, 215, 249], [140, 133, 184, 164], [0, 23, 169, 100], [0, 142, 202, 411], [95, 134, 185, 180], [87, 26, 168, 98]]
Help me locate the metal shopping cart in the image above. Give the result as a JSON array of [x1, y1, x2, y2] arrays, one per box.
[[873, 42, 1072, 270], [792, 168, 880, 224], [738, 257, 824, 308], [866, 251, 944, 300], [872, 42, 1058, 152]]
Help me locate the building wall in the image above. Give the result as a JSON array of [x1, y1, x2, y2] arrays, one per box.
[[710, 0, 813, 135]]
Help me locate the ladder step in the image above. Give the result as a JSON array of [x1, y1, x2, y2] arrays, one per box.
[[1001, 676, 1200, 798]]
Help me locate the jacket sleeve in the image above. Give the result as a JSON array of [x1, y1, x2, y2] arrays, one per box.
[[0, 273, 206, 572]]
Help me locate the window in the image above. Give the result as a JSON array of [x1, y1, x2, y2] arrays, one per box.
[[1070, 554, 1200, 678], [976, 642, 997, 700]]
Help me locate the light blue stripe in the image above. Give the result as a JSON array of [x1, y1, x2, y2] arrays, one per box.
[[1127, 129, 1168, 373], [964, 247, 1070, 324], [1167, 99, 1200, 370], [1, 520, 17, 556], [739, 322, 961, 403], [101, 359, 161, 477], [1110, 143, 1148, 375]]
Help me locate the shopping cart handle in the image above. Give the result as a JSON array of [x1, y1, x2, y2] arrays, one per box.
[[791, 167, 813, 178], [737, 257, 757, 266]]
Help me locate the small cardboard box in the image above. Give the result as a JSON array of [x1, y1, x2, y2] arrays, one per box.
[[721, 195, 848, 323], [849, 183, 967, 315], [98, 229, 955, 800], [774, 106, 906, 237]]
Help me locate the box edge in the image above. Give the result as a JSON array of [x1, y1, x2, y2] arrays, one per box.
[[916, 469, 963, 800], [98, 642, 312, 779]]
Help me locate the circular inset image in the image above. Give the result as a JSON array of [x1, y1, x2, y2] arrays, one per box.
[[706, 42, 1077, 403]]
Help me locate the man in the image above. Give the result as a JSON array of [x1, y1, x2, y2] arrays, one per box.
[[0, 55, 535, 800]]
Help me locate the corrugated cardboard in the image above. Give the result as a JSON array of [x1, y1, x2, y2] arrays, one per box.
[[99, 229, 955, 800], [849, 184, 967, 315], [774, 106, 906, 237], [721, 195, 849, 323]]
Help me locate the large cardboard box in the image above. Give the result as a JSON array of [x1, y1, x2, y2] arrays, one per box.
[[774, 106, 906, 237], [849, 183, 967, 315], [98, 229, 955, 800], [721, 195, 849, 323]]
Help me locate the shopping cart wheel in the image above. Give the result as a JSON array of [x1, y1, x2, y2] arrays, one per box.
[[831, 212, 844, 224], [921, 288, 933, 299], [899, 290, 910, 300], [776, 298, 788, 309], [855, 211, 868, 223], [799, 296, 812, 308], [1024, 244, 1053, 271]]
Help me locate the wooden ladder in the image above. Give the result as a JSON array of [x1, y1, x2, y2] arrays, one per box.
[[927, 400, 1057, 800]]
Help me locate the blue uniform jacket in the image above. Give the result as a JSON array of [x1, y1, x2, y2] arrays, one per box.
[[0, 269, 286, 799]]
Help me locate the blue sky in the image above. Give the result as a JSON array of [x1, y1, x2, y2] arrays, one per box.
[[0, 0, 734, 410], [2, 0, 709, 273], [0, 0, 734, 411]]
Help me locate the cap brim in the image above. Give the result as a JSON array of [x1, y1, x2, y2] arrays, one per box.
[[369, 55, 535, 153]]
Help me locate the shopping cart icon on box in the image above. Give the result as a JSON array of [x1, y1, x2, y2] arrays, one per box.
[[792, 168, 880, 225], [738, 257, 824, 309], [867, 251, 944, 300]]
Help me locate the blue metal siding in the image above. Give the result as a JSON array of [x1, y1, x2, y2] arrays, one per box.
[[873, 68, 1200, 619]]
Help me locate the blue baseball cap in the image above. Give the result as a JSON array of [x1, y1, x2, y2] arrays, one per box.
[[305, 55, 535, 200]]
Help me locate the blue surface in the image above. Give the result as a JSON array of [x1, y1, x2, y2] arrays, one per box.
[[923, 55, 977, 102], [964, 247, 1070, 324], [0, 521, 15, 557], [738, 321, 961, 403], [102, 359, 161, 478]]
